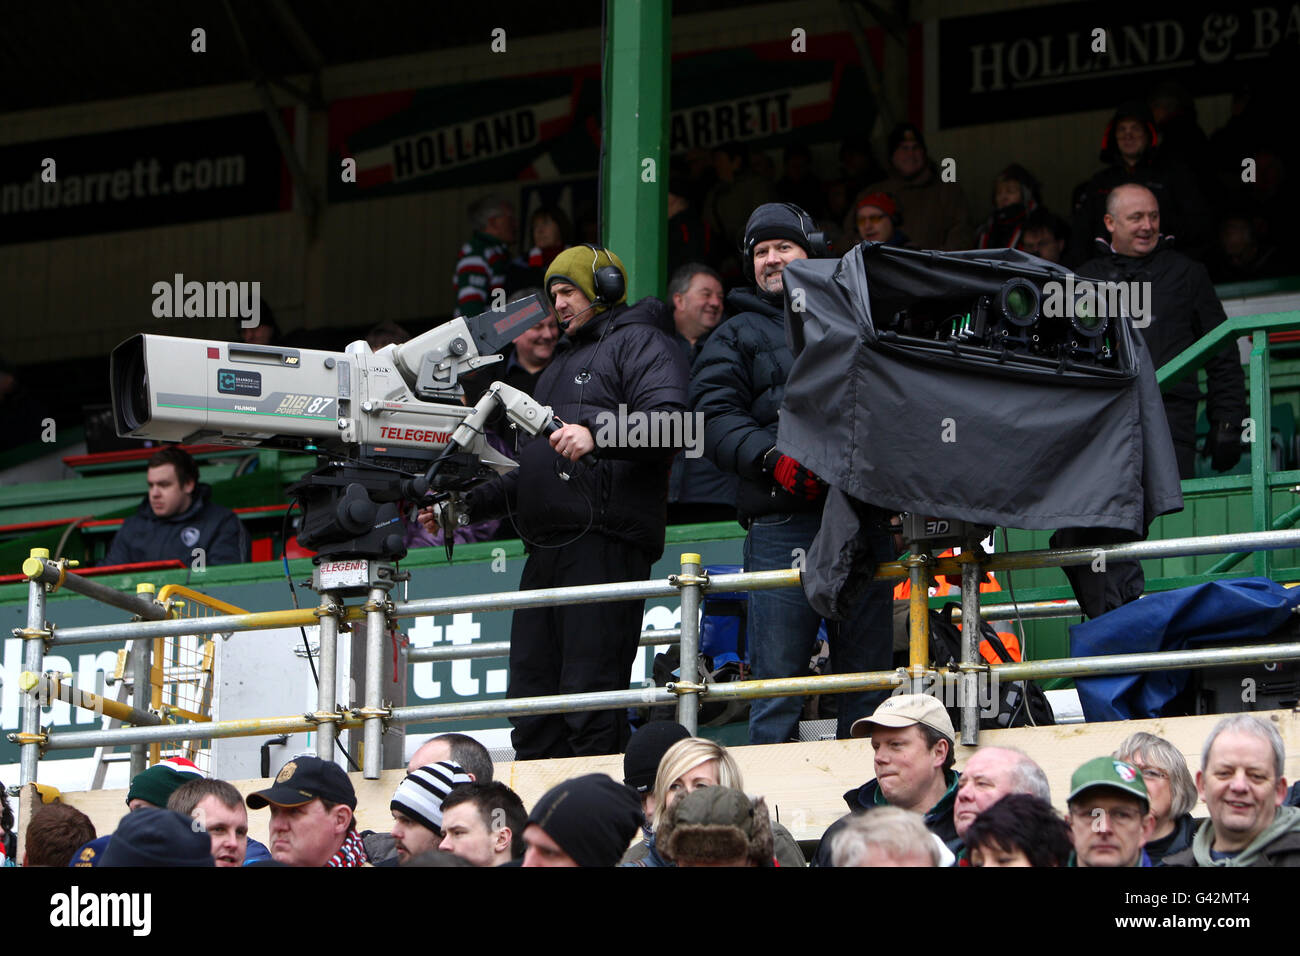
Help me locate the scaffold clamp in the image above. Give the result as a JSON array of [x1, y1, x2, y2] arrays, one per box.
[[8, 731, 49, 751], [313, 602, 345, 621], [666, 681, 707, 695], [668, 571, 710, 588]]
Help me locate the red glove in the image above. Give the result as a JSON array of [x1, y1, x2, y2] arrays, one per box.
[[772, 454, 824, 500]]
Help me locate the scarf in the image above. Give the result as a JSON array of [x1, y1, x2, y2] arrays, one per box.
[[326, 829, 369, 868], [1191, 804, 1300, 867]]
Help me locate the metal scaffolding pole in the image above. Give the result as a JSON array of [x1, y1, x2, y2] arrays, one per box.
[[406, 627, 681, 663], [20, 672, 160, 728], [25, 556, 170, 622], [33, 641, 1300, 753], [952, 599, 1082, 622], [18, 552, 48, 788], [676, 554, 703, 733], [921, 528, 1300, 578], [130, 584, 157, 778], [362, 586, 387, 778], [906, 552, 931, 691], [959, 546, 982, 746], [315, 593, 340, 763], [38, 529, 1300, 652], [21, 527, 1300, 781], [981, 641, 1300, 683]]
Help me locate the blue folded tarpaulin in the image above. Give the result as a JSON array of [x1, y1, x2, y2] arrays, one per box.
[[1069, 577, 1300, 721]]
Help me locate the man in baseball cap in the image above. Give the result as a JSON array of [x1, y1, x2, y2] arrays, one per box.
[[247, 756, 367, 867], [1066, 756, 1155, 867], [811, 694, 961, 865]]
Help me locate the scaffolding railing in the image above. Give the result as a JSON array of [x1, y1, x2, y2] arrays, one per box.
[[11, 528, 1300, 791]]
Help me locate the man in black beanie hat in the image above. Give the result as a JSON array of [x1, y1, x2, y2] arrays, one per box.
[[691, 203, 894, 746], [620, 720, 692, 864], [99, 807, 214, 867], [522, 774, 642, 867]]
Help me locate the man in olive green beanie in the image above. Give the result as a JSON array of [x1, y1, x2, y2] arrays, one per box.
[[426, 243, 688, 760], [126, 756, 206, 811]]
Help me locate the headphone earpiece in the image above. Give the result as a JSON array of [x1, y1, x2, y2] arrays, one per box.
[[584, 243, 626, 304], [783, 203, 831, 258]]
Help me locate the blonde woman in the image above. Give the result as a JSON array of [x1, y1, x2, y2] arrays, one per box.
[[620, 737, 805, 866]]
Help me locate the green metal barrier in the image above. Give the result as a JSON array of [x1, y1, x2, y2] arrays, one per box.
[[1003, 307, 1300, 661]]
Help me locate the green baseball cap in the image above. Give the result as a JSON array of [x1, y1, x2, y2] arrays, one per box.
[[1068, 757, 1149, 809]]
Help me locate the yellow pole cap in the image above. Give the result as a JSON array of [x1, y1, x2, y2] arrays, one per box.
[[30, 548, 50, 559], [33, 782, 62, 804], [22, 556, 46, 579], [18, 671, 40, 693], [136, 583, 156, 595], [680, 553, 702, 565]]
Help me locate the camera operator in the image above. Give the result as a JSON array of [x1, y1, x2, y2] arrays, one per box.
[[421, 245, 688, 760], [690, 203, 894, 745]]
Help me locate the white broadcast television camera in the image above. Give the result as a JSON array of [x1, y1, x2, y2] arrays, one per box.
[[109, 295, 561, 564]]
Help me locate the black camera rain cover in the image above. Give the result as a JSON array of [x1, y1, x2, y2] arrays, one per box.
[[777, 243, 1183, 535]]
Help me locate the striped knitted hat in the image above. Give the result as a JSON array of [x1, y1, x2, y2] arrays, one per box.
[[390, 762, 472, 834], [125, 756, 205, 808]]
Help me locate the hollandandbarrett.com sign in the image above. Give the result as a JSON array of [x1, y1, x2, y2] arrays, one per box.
[[327, 32, 876, 200], [935, 1, 1300, 128]]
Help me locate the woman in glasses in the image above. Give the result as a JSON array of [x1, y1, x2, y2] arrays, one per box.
[[1114, 731, 1200, 865]]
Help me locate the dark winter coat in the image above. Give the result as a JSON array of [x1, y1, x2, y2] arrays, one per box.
[[667, 328, 740, 510], [467, 298, 689, 559], [1146, 813, 1197, 866], [690, 286, 825, 524], [102, 483, 246, 567], [1077, 237, 1247, 447], [809, 771, 962, 867]]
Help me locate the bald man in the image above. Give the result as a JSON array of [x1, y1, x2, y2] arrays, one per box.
[[1078, 184, 1245, 480], [1055, 184, 1246, 619]]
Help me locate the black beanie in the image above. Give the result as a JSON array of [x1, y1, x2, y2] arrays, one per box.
[[527, 774, 642, 867], [742, 203, 813, 268], [100, 808, 215, 867], [623, 721, 691, 793]]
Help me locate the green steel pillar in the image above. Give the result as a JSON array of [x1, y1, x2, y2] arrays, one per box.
[[602, 0, 670, 302]]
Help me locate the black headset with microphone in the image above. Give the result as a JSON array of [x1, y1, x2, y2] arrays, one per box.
[[582, 242, 626, 305]]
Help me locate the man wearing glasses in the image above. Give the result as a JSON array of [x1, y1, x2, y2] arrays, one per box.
[[1066, 757, 1156, 867]]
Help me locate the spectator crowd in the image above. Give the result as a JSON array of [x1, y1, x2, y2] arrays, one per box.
[[6, 711, 1298, 868]]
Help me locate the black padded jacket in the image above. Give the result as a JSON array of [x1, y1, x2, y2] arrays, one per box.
[[467, 297, 689, 559]]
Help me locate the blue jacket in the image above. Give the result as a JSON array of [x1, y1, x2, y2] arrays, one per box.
[[103, 483, 247, 567]]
